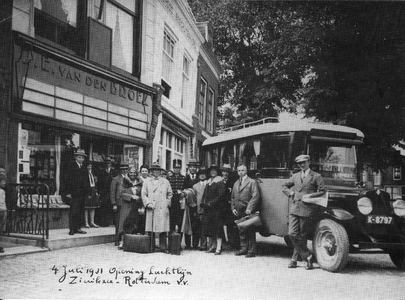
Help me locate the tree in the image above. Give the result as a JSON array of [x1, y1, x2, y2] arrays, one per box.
[[188, 0, 405, 169]]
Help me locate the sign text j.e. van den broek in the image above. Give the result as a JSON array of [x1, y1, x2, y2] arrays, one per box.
[[51, 265, 192, 286], [36, 55, 148, 106]]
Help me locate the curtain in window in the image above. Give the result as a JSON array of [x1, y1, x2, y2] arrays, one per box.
[[253, 140, 261, 156], [238, 142, 246, 166]]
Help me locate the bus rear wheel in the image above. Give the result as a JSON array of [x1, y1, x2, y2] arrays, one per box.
[[313, 219, 349, 272]]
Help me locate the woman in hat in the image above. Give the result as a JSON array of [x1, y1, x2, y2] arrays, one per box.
[[117, 167, 144, 249], [200, 165, 227, 255], [84, 162, 100, 228]]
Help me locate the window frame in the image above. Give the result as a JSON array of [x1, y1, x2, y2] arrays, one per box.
[[206, 88, 214, 132], [199, 77, 207, 125]]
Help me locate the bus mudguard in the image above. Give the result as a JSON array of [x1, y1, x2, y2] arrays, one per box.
[[324, 208, 354, 221]]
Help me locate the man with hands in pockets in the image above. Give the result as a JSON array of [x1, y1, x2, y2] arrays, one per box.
[[282, 154, 326, 270], [231, 164, 260, 258]]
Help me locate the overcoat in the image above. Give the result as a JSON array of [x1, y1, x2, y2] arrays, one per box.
[[282, 170, 326, 217], [231, 176, 260, 216], [142, 176, 172, 233], [201, 176, 226, 237], [110, 174, 126, 207], [180, 188, 197, 235], [121, 178, 144, 234]]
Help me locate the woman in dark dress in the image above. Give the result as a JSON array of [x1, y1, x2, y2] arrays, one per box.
[[84, 163, 100, 228], [201, 165, 227, 255]]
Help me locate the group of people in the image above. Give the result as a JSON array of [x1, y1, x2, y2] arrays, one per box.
[[64, 149, 326, 267], [65, 150, 262, 258]]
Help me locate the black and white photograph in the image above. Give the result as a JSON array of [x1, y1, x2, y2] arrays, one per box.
[[1, 0, 405, 299]]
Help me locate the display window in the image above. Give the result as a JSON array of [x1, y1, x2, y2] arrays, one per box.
[[17, 122, 144, 197]]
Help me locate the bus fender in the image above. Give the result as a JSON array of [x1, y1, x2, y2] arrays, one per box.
[[324, 208, 354, 221]]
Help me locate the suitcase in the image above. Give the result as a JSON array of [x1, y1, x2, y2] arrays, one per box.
[[123, 234, 153, 253], [168, 231, 182, 255]]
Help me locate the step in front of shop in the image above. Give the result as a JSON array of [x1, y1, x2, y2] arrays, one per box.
[[2, 227, 115, 252]]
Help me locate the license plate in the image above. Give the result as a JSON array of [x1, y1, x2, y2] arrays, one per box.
[[367, 215, 393, 224]]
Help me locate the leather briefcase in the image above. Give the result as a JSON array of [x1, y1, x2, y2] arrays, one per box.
[[123, 234, 153, 253], [235, 212, 262, 233]]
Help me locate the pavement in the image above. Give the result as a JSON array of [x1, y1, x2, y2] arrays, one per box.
[[0, 235, 404, 300]]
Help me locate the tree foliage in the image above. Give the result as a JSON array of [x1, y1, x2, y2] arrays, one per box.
[[188, 0, 405, 169]]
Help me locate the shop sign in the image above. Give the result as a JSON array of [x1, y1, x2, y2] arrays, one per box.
[[15, 45, 153, 114]]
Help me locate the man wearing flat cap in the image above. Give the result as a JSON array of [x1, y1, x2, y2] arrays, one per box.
[[110, 163, 129, 246], [65, 149, 88, 235], [282, 154, 326, 270]]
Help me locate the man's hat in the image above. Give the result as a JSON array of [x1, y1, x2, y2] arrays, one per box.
[[173, 162, 182, 168], [295, 154, 310, 163], [150, 162, 165, 171], [104, 157, 112, 163], [208, 164, 222, 175], [221, 164, 232, 172], [187, 158, 200, 167], [74, 149, 87, 157], [197, 167, 208, 176], [118, 163, 129, 170]]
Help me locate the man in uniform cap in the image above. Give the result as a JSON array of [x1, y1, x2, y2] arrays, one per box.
[[282, 154, 326, 270], [65, 149, 88, 235], [110, 163, 129, 245], [168, 161, 186, 242]]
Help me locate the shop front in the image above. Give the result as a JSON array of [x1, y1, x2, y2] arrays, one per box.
[[8, 34, 157, 229]]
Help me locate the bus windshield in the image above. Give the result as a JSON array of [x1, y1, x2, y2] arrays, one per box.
[[309, 142, 358, 186]]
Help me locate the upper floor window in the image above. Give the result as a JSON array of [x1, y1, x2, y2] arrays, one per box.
[[105, 0, 139, 73], [162, 30, 176, 85], [206, 88, 214, 132], [34, 0, 78, 52], [181, 55, 191, 108], [199, 78, 207, 124]]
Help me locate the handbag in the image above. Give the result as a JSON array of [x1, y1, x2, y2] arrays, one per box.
[[235, 211, 262, 233]]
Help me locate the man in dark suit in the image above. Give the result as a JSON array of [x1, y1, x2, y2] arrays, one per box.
[[110, 163, 129, 246], [183, 158, 200, 189], [65, 149, 88, 235], [231, 164, 260, 258], [222, 164, 239, 250], [96, 157, 115, 227], [282, 154, 326, 270]]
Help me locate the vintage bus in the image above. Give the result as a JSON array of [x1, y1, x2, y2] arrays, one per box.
[[202, 117, 405, 272]]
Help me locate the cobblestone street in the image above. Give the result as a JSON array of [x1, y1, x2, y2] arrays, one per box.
[[1, 235, 404, 300]]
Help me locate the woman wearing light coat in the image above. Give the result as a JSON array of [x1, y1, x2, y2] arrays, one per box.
[[142, 163, 172, 253]]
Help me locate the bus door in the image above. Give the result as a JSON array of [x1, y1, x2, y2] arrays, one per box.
[[258, 178, 289, 236]]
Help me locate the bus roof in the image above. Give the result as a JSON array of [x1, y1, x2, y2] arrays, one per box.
[[203, 119, 364, 146]]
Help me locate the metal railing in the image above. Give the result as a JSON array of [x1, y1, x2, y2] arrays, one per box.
[[218, 117, 279, 133], [6, 183, 49, 240]]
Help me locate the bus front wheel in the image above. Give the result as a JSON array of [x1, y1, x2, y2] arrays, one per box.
[[313, 219, 349, 272]]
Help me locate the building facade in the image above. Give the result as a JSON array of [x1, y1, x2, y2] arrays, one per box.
[[142, 0, 221, 172], [0, 0, 221, 190]]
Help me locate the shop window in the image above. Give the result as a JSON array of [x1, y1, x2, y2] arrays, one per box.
[[18, 122, 144, 198], [34, 0, 79, 52]]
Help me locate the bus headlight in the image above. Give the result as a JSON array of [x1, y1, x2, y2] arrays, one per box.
[[393, 200, 405, 218], [357, 197, 373, 215]]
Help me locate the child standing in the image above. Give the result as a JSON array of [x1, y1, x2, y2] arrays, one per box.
[[0, 174, 7, 253]]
